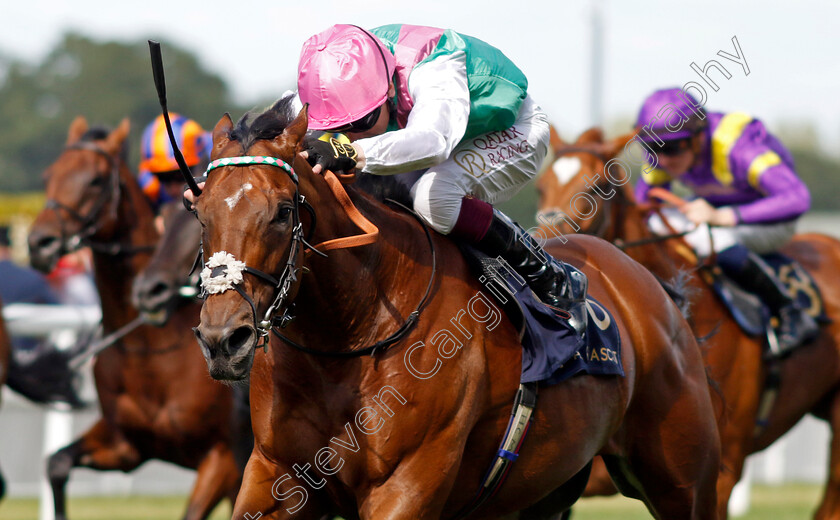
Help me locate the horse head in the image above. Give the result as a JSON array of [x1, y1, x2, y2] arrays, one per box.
[[28, 116, 133, 273], [192, 98, 316, 381], [132, 201, 202, 325], [535, 127, 636, 239]]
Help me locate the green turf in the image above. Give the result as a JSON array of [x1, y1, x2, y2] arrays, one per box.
[[0, 484, 822, 519], [0, 495, 231, 520], [570, 483, 821, 519]]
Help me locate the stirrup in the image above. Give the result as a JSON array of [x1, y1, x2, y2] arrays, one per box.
[[532, 260, 588, 337], [773, 307, 819, 356]]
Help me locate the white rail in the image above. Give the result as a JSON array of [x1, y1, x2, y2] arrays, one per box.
[[2, 303, 101, 520]]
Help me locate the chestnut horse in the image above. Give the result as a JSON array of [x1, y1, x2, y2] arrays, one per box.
[[536, 127, 840, 519], [191, 99, 720, 519], [28, 117, 249, 520]]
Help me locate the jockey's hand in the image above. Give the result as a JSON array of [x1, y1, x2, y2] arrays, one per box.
[[301, 137, 358, 175], [681, 198, 737, 227], [183, 181, 205, 210]]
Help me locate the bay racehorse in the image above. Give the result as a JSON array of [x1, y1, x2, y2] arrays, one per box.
[[28, 117, 250, 520], [537, 127, 840, 519], [132, 201, 202, 325], [190, 98, 721, 519]]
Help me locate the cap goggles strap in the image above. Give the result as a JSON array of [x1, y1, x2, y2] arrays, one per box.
[[205, 156, 297, 182], [657, 138, 693, 156], [329, 104, 382, 133]]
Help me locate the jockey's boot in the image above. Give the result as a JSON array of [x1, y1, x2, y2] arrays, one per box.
[[475, 209, 589, 336], [722, 249, 819, 355]]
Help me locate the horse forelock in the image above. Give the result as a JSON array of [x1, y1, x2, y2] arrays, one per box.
[[73, 125, 129, 162], [230, 96, 297, 150], [80, 126, 110, 142]]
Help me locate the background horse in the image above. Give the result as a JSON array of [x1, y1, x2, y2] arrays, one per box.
[[191, 99, 721, 519], [27, 117, 250, 520], [132, 201, 202, 325], [537, 127, 840, 519]]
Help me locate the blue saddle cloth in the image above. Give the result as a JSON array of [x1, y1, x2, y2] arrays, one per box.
[[512, 275, 624, 385], [710, 252, 830, 337], [462, 246, 624, 387]]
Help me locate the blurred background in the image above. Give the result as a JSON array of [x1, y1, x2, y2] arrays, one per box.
[[0, 0, 837, 518]]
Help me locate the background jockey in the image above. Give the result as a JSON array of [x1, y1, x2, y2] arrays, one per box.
[[296, 23, 587, 329], [634, 87, 818, 354], [139, 113, 211, 223]]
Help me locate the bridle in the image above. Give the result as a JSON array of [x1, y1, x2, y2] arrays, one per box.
[[542, 146, 693, 250], [199, 156, 315, 349], [199, 155, 435, 357], [538, 146, 615, 239], [44, 141, 154, 256]]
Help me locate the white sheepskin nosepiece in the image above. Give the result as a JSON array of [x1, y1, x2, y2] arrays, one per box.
[[200, 251, 247, 294]]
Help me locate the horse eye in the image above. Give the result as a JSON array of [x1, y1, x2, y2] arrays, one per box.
[[275, 206, 292, 222], [90, 176, 107, 187]]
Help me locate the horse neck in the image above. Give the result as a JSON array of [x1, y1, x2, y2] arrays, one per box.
[[90, 163, 158, 331], [605, 186, 682, 280], [288, 173, 429, 355]]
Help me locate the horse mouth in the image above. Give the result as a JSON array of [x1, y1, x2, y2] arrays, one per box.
[[207, 356, 253, 381], [141, 308, 169, 326], [29, 246, 63, 274], [194, 324, 257, 381]]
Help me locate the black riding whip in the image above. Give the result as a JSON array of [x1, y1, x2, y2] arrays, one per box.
[[147, 40, 202, 197]]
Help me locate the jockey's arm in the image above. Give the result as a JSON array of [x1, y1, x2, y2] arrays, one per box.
[[353, 52, 471, 175], [634, 162, 673, 204], [734, 160, 811, 224]]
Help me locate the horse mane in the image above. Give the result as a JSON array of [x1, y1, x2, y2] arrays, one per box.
[[350, 173, 413, 207], [231, 96, 297, 149], [230, 95, 413, 207]]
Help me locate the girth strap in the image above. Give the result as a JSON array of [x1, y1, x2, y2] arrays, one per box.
[[450, 382, 538, 520]]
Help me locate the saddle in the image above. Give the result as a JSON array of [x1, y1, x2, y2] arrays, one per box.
[[704, 252, 829, 352], [459, 244, 624, 386]]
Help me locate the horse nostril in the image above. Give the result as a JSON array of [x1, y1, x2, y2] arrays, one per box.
[[149, 281, 171, 299], [36, 236, 60, 252], [194, 327, 217, 359], [227, 326, 255, 354]]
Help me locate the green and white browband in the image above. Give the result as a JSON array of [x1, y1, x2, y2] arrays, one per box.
[[205, 156, 297, 182]]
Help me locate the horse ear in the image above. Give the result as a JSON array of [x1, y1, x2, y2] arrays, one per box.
[[576, 127, 604, 145], [211, 113, 234, 159], [600, 131, 638, 160], [103, 118, 130, 154], [548, 124, 567, 154], [66, 116, 89, 145], [281, 105, 309, 148]]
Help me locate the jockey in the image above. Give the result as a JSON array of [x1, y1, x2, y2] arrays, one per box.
[[296, 23, 587, 329], [635, 87, 818, 353], [139, 114, 211, 213]]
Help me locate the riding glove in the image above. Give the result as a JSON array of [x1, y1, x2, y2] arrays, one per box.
[[303, 137, 358, 173]]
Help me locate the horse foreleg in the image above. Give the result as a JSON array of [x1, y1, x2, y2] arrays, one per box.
[[181, 443, 241, 520], [815, 390, 840, 520], [231, 452, 325, 520], [714, 434, 753, 520], [359, 450, 461, 520], [580, 457, 617, 497], [46, 419, 142, 520]]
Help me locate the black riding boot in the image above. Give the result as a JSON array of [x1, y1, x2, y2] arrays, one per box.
[[722, 250, 818, 354], [475, 210, 589, 335]]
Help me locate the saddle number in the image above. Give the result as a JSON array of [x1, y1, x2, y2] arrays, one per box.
[[586, 299, 611, 331], [777, 264, 822, 317]]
